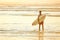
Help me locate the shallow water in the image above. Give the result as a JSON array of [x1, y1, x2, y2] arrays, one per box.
[[0, 15, 60, 32], [0, 11, 60, 40]]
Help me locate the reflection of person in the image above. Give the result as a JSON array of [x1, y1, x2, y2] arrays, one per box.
[[32, 11, 46, 31]]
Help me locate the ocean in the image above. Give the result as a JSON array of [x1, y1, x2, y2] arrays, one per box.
[[0, 11, 60, 40]]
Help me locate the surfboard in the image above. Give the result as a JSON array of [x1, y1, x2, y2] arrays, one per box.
[[32, 14, 46, 26]]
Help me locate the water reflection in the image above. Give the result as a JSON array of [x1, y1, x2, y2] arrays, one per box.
[[38, 31, 44, 40]]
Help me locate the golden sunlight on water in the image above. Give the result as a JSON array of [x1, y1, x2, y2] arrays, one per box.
[[0, 11, 60, 40], [0, 15, 60, 32]]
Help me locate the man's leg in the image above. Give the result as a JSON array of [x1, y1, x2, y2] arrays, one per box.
[[39, 23, 41, 32], [42, 22, 44, 31]]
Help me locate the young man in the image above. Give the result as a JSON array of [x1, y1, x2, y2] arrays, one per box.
[[32, 11, 46, 31]]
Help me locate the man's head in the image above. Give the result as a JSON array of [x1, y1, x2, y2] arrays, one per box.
[[39, 11, 42, 15]]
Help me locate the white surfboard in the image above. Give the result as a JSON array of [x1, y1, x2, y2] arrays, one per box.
[[32, 14, 46, 26]]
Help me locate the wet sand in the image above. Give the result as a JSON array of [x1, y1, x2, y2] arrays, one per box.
[[0, 31, 60, 40]]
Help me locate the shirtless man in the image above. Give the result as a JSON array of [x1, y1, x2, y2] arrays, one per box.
[[32, 11, 46, 31]]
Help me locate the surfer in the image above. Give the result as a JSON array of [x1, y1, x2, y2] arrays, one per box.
[[32, 11, 46, 31]]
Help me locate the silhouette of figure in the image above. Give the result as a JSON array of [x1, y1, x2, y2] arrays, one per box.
[[32, 11, 46, 32]]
